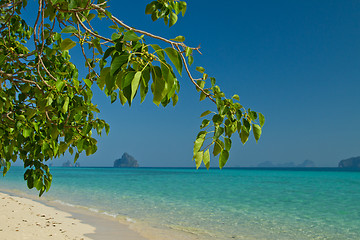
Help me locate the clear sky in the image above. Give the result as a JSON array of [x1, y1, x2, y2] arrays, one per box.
[[26, 0, 360, 167]]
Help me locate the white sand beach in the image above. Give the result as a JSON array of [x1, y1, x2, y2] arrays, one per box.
[[0, 192, 95, 239], [0, 192, 147, 240]]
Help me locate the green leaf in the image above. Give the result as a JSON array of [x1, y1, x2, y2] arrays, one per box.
[[200, 119, 210, 129], [240, 125, 250, 144], [181, 1, 187, 16], [200, 92, 206, 101], [23, 128, 31, 138], [152, 68, 166, 106], [140, 69, 150, 103], [188, 55, 194, 66], [200, 110, 212, 118], [243, 118, 251, 132], [259, 113, 265, 127], [3, 161, 11, 176], [124, 31, 143, 41], [196, 66, 205, 73], [62, 97, 69, 113], [172, 94, 178, 106], [61, 26, 77, 34], [219, 150, 229, 169], [87, 13, 96, 21], [232, 94, 240, 101], [210, 77, 216, 86], [195, 151, 203, 169], [105, 10, 112, 18], [105, 74, 116, 93], [122, 71, 136, 89], [60, 38, 76, 50], [119, 90, 127, 105], [98, 67, 110, 90], [145, 2, 156, 14], [169, 12, 178, 27], [92, 38, 103, 54], [74, 152, 80, 162], [249, 110, 257, 121], [83, 78, 92, 88], [185, 47, 192, 57], [214, 127, 224, 139], [46, 96, 53, 106], [203, 149, 210, 169], [0, 54, 6, 65], [224, 138, 232, 151], [131, 72, 142, 102], [68, 0, 77, 10], [252, 124, 262, 143], [193, 135, 205, 155], [110, 54, 129, 76], [164, 48, 182, 76], [151, 44, 165, 60], [105, 123, 110, 135], [213, 139, 223, 156], [212, 114, 223, 125], [55, 81, 65, 91], [170, 36, 185, 42], [50, 127, 61, 140], [103, 47, 115, 60], [151, 11, 159, 21]]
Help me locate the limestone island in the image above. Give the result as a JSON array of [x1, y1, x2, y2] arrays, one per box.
[[257, 160, 315, 168], [114, 153, 139, 168], [338, 156, 360, 169], [62, 160, 80, 167]]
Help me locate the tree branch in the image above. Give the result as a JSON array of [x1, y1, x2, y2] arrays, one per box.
[[175, 45, 216, 103]]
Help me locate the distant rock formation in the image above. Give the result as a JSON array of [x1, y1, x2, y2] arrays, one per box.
[[114, 153, 139, 168], [62, 161, 80, 167], [277, 162, 296, 168], [62, 160, 73, 167], [298, 160, 316, 167], [257, 161, 274, 167], [338, 157, 360, 169], [257, 160, 315, 168]]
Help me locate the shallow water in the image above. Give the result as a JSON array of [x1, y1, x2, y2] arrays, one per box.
[[1, 167, 359, 239]]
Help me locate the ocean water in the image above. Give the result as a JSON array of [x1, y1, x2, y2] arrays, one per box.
[[1, 167, 360, 240]]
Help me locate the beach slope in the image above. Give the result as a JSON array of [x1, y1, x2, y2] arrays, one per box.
[[0, 192, 95, 239]]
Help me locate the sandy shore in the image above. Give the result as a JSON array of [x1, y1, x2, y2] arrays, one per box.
[[0, 192, 147, 240]]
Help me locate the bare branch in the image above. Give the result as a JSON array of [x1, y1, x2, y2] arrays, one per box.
[[1, 111, 14, 122], [74, 13, 113, 43], [91, 3, 201, 52], [175, 45, 216, 103]]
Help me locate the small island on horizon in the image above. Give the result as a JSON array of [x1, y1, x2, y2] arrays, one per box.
[[113, 153, 139, 168], [62, 160, 80, 168], [256, 160, 316, 168], [338, 156, 360, 169]]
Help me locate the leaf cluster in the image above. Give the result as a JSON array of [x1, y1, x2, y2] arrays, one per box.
[[192, 67, 265, 169], [145, 0, 187, 27], [0, 0, 264, 195]]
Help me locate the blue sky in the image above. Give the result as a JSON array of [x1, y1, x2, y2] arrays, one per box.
[[26, 0, 360, 167]]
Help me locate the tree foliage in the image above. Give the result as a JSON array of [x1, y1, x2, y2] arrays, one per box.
[[0, 0, 264, 195]]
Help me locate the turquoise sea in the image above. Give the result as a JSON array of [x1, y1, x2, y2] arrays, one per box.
[[1, 167, 360, 239]]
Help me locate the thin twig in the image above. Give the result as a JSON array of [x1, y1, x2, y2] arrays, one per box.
[[91, 3, 201, 52], [75, 13, 113, 43], [175, 45, 215, 103]]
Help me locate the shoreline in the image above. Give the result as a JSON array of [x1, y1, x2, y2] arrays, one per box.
[[0, 189, 207, 240], [0, 190, 147, 240]]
